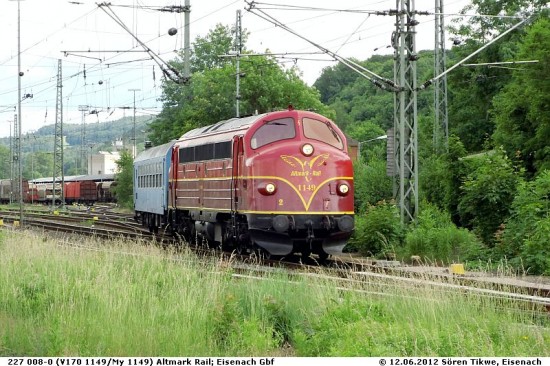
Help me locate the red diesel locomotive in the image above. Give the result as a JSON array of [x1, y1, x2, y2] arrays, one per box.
[[166, 107, 354, 260]]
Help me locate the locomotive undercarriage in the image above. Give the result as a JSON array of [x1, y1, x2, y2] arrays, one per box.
[[247, 213, 353, 259], [138, 208, 354, 262], [165, 208, 353, 261]]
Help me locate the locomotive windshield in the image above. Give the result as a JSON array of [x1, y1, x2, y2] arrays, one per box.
[[302, 117, 344, 150], [251, 117, 296, 149]]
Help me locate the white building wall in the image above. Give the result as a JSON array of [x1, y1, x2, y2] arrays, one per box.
[[88, 151, 120, 175]]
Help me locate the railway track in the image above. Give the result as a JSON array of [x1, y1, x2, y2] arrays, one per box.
[[0, 207, 160, 241], [2, 207, 549, 314]]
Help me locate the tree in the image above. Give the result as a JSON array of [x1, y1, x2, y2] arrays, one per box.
[[313, 61, 360, 104], [191, 24, 241, 73], [443, 136, 469, 226], [447, 0, 548, 152], [315, 52, 434, 138], [113, 150, 134, 209], [0, 145, 10, 179], [450, 0, 547, 41], [149, 24, 328, 145], [492, 16, 550, 176], [22, 152, 54, 179]]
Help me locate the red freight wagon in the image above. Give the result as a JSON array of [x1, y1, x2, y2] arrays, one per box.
[[65, 180, 98, 205]]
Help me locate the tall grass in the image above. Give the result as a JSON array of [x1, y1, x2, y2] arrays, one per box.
[[0, 230, 548, 356]]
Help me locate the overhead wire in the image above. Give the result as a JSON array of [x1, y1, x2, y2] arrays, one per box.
[[0, 7, 100, 67], [335, 14, 371, 54], [0, 3, 173, 124], [96, 2, 188, 85], [1, 0, 248, 110], [245, 1, 398, 91]]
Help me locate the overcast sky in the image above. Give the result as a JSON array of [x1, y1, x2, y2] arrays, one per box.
[[0, 0, 470, 138]]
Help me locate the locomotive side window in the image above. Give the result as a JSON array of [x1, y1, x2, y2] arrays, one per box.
[[303, 117, 344, 150], [251, 117, 296, 149], [214, 141, 232, 159], [179, 141, 232, 163]]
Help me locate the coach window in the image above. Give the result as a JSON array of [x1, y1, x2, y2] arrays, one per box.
[[303, 117, 344, 150], [251, 117, 296, 149]]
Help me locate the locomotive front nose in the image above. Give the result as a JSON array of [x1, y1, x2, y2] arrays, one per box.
[[336, 215, 354, 232]]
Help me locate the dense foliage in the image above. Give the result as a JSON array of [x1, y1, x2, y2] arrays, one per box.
[[402, 203, 486, 265], [323, 1, 550, 273], [112, 150, 134, 209], [347, 201, 404, 258], [492, 17, 550, 176], [497, 171, 550, 274], [458, 148, 521, 246]]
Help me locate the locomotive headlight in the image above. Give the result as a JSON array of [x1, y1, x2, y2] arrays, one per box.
[[301, 143, 314, 156], [266, 183, 276, 194], [337, 183, 350, 196], [258, 182, 277, 195]]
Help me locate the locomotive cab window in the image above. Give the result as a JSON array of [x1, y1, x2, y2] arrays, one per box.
[[303, 117, 344, 150], [251, 117, 296, 149]]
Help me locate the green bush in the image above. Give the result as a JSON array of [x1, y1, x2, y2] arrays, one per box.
[[353, 159, 393, 212], [497, 170, 550, 274], [113, 150, 134, 209], [519, 217, 550, 275], [401, 204, 486, 264], [458, 148, 520, 245], [346, 201, 404, 257], [419, 154, 448, 210]]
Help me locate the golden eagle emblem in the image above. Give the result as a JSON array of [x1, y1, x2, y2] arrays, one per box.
[[281, 153, 329, 182]]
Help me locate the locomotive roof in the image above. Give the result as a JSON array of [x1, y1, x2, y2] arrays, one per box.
[[134, 140, 177, 163], [180, 113, 268, 139]]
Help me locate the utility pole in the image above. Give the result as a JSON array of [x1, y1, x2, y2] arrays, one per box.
[[13, 114, 21, 208], [434, 0, 449, 151], [184, 0, 191, 79], [78, 105, 89, 174], [8, 119, 13, 204], [393, 0, 419, 223], [54, 59, 65, 208], [29, 132, 36, 204], [10, 0, 24, 224], [234, 9, 242, 118], [129, 88, 140, 158]]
